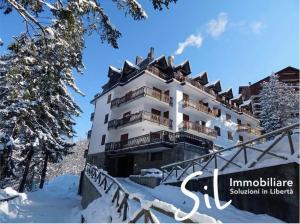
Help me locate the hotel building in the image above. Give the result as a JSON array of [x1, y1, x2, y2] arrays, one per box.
[[87, 48, 261, 177]]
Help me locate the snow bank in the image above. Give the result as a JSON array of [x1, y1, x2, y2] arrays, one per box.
[[81, 195, 122, 223], [0, 175, 82, 223]]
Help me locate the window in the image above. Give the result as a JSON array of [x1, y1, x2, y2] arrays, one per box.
[[237, 119, 242, 125], [214, 126, 221, 136], [120, 134, 129, 145], [226, 114, 231, 121], [163, 111, 169, 118], [239, 135, 244, 142], [227, 131, 233, 140], [183, 93, 189, 101], [150, 152, 163, 161], [101, 135, 106, 145], [151, 108, 161, 116], [104, 114, 109, 124], [183, 114, 189, 122], [107, 94, 112, 104]]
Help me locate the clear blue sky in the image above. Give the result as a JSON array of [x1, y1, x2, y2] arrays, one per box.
[[0, 0, 299, 140]]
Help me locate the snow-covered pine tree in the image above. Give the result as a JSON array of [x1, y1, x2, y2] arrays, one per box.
[[0, 0, 177, 191], [0, 12, 84, 191], [260, 74, 299, 133]]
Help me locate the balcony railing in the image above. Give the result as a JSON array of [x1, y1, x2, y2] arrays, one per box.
[[111, 86, 173, 108], [236, 124, 262, 136], [146, 65, 169, 80], [181, 121, 218, 138], [105, 130, 213, 152], [182, 99, 215, 117], [108, 111, 173, 130]]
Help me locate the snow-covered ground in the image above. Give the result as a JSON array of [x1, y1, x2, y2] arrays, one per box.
[[0, 174, 286, 223], [0, 175, 82, 223], [118, 178, 283, 223]]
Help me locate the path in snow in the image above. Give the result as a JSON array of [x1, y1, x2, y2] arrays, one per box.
[[0, 175, 82, 223], [118, 178, 284, 223]]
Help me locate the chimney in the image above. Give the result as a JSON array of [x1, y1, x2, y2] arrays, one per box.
[[168, 55, 174, 67], [248, 82, 251, 86], [148, 47, 155, 60], [135, 56, 143, 65]]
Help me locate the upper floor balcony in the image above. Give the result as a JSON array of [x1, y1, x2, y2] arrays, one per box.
[[182, 99, 217, 117], [108, 111, 173, 130], [236, 124, 262, 136], [181, 121, 218, 138], [111, 86, 173, 109], [105, 130, 213, 153]]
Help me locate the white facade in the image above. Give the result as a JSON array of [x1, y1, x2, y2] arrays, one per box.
[[88, 64, 261, 155]]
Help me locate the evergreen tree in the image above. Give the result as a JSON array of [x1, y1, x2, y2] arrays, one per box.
[[0, 0, 177, 191], [260, 74, 299, 133]]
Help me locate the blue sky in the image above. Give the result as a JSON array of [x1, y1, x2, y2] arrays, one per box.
[[0, 0, 299, 140]]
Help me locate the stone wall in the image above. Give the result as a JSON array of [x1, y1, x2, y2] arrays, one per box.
[[168, 162, 299, 223], [80, 174, 102, 209]]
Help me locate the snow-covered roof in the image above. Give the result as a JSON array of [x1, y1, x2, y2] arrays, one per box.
[[205, 80, 222, 92], [124, 60, 139, 70], [231, 94, 242, 101], [109, 66, 121, 73], [108, 66, 121, 77], [149, 55, 168, 69], [240, 99, 251, 107], [174, 60, 191, 76]]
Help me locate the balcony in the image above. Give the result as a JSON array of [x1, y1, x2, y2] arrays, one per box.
[[111, 86, 173, 109], [236, 125, 262, 136], [105, 130, 213, 153], [174, 72, 217, 97], [182, 99, 216, 117], [181, 121, 218, 138], [108, 111, 173, 130], [146, 65, 169, 80]]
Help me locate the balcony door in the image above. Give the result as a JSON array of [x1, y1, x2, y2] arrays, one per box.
[[153, 87, 162, 100], [120, 133, 129, 146], [151, 108, 161, 123], [122, 111, 131, 124]]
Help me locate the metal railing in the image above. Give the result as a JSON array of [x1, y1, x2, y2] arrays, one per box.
[[108, 111, 173, 130], [105, 130, 213, 153], [181, 121, 218, 138], [84, 163, 203, 223], [161, 123, 299, 182], [111, 86, 173, 108]]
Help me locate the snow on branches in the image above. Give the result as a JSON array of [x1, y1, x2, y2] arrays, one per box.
[[260, 74, 299, 133]]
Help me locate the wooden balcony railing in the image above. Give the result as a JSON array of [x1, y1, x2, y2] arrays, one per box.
[[111, 86, 172, 108], [105, 130, 213, 152], [146, 65, 169, 80], [182, 99, 215, 117], [236, 124, 262, 136], [181, 121, 218, 138], [108, 111, 173, 130]]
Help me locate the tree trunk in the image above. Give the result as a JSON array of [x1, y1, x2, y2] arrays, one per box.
[[39, 151, 49, 189], [18, 150, 34, 192]]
